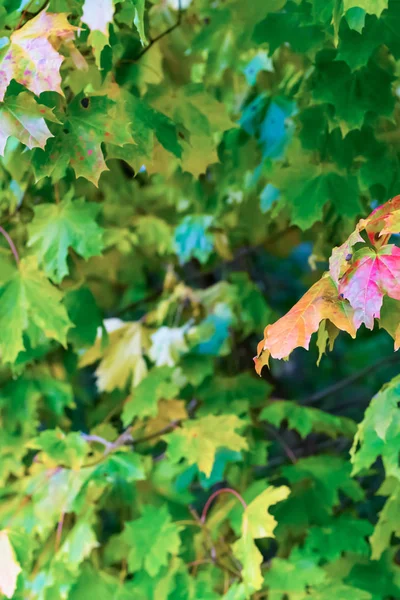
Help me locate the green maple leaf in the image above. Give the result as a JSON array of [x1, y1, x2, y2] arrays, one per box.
[[346, 6, 366, 33], [253, 2, 325, 54], [307, 583, 372, 600], [28, 428, 89, 469], [57, 519, 99, 568], [303, 516, 373, 561], [232, 530, 263, 594], [122, 366, 179, 425], [312, 58, 395, 131], [265, 555, 327, 599], [271, 158, 361, 229], [370, 482, 400, 560], [345, 7, 366, 32], [107, 92, 182, 172], [0, 92, 58, 156], [337, 16, 383, 70], [27, 195, 104, 282], [166, 414, 248, 477], [282, 456, 363, 511], [343, 0, 388, 18], [260, 400, 356, 439], [69, 565, 120, 600], [121, 505, 181, 577], [64, 287, 103, 347], [132, 0, 147, 45], [0, 257, 72, 364], [350, 375, 400, 479], [32, 96, 133, 186]]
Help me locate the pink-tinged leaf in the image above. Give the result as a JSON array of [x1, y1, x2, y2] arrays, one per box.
[[329, 195, 400, 284], [364, 194, 400, 244], [255, 274, 355, 372], [339, 245, 400, 330], [0, 93, 58, 156], [0, 11, 77, 100], [329, 226, 364, 283]]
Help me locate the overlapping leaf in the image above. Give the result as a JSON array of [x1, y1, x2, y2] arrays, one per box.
[[256, 196, 400, 368], [28, 196, 104, 282], [0, 93, 58, 156], [0, 10, 77, 100], [0, 257, 72, 364]]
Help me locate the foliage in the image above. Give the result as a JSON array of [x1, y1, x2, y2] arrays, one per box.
[[1, 0, 400, 599]]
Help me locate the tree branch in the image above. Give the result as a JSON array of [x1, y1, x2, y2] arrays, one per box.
[[127, 0, 182, 63], [301, 353, 400, 406]]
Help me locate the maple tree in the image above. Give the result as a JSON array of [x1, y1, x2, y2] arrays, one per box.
[[1, 0, 400, 599]]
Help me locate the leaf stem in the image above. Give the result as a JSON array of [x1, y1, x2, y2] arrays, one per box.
[[0, 226, 20, 265], [201, 488, 247, 524]]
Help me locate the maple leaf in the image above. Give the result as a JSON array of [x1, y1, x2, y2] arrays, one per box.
[[343, 0, 388, 18], [339, 245, 400, 329], [0, 11, 77, 101], [232, 531, 263, 594], [260, 401, 356, 439], [143, 399, 188, 439], [0, 92, 58, 156], [81, 0, 114, 66], [329, 226, 365, 284], [0, 257, 72, 364], [370, 483, 400, 560], [255, 274, 356, 372], [244, 486, 290, 539], [166, 414, 248, 477], [148, 325, 190, 367], [80, 319, 150, 392], [380, 297, 400, 350], [27, 195, 104, 282], [122, 366, 179, 425], [0, 531, 21, 598], [121, 505, 182, 577], [28, 428, 89, 469], [32, 95, 134, 186], [350, 374, 400, 479]]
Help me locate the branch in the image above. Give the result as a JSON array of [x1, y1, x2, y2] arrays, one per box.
[[83, 399, 199, 462], [266, 424, 297, 464], [130, 0, 182, 62], [0, 226, 19, 265], [301, 353, 400, 406]]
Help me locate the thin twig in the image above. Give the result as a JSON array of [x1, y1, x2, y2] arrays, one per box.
[[266, 425, 297, 464], [302, 353, 400, 406], [201, 488, 247, 524], [0, 226, 19, 265], [135, 0, 182, 61], [55, 511, 65, 551]]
